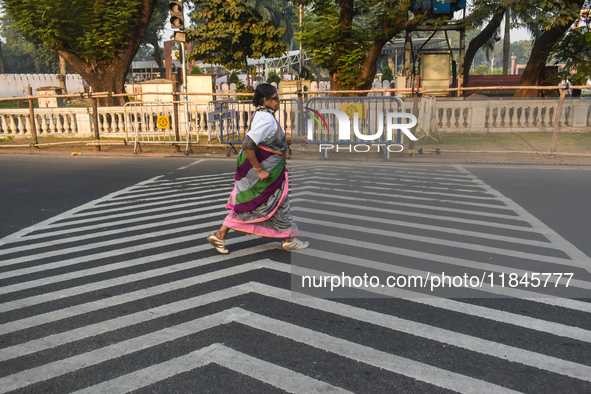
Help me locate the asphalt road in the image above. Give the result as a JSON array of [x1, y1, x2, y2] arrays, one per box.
[[1, 154, 590, 393]]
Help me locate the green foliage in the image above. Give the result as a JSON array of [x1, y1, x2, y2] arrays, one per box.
[[298, 1, 373, 89], [0, 14, 60, 73], [234, 79, 251, 101], [187, 0, 288, 70], [266, 71, 281, 84], [190, 65, 203, 74], [2, 0, 143, 63], [550, 25, 591, 84], [247, 0, 297, 49], [381, 66, 393, 81], [296, 0, 429, 90], [471, 64, 491, 75], [228, 71, 241, 85]]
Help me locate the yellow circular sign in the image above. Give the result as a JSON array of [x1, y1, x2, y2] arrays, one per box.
[[157, 116, 170, 129]]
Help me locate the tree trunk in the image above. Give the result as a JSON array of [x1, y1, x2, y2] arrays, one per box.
[[56, 0, 155, 106], [514, 24, 572, 97], [149, 39, 165, 69], [329, 72, 344, 92], [345, 3, 417, 93], [463, 8, 505, 87], [57, 56, 68, 94], [502, 10, 510, 75], [328, 0, 354, 92], [0, 40, 5, 74]]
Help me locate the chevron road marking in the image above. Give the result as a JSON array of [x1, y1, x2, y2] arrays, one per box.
[[3, 261, 591, 383], [0, 308, 522, 394], [3, 259, 591, 361], [2, 161, 591, 393], [72, 343, 352, 394]]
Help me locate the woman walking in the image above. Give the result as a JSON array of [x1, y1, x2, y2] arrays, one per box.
[[207, 83, 309, 254]]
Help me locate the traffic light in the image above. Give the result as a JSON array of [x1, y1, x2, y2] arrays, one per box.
[[169, 0, 184, 30]]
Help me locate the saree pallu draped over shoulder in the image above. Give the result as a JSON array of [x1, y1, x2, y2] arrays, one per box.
[[223, 114, 300, 238]]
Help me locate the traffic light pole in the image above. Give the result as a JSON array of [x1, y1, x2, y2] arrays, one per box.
[[180, 40, 191, 152], [169, 0, 191, 152]]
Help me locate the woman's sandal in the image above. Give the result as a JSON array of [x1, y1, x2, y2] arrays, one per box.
[[282, 238, 310, 250], [207, 232, 229, 254]]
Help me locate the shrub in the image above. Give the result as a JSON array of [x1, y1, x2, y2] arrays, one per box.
[[381, 66, 393, 81], [266, 71, 281, 84]]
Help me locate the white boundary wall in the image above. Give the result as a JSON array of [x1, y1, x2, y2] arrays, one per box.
[[0, 74, 85, 98]]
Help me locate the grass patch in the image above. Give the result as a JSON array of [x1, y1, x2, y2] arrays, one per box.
[[0, 99, 38, 108]]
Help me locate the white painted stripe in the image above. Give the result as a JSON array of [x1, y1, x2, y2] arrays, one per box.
[[302, 180, 501, 202], [74, 185, 230, 210], [166, 171, 235, 182], [63, 192, 230, 221], [0, 255, 278, 333], [4, 272, 590, 371], [297, 184, 516, 211], [295, 204, 556, 249], [348, 172, 480, 185], [127, 177, 231, 192], [27, 195, 229, 234], [252, 280, 591, 344], [0, 311, 231, 393], [72, 344, 352, 394], [175, 158, 206, 171], [346, 175, 489, 193], [105, 182, 228, 202], [345, 176, 494, 195]]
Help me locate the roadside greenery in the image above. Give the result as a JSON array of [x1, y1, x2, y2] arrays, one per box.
[[1, 0, 156, 105], [187, 0, 287, 86]]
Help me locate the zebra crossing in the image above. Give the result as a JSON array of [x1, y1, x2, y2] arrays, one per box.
[[1, 160, 590, 393]]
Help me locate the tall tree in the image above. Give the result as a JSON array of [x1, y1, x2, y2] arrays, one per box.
[[1, 0, 156, 105], [514, 0, 584, 97], [297, 0, 428, 91], [187, 0, 288, 86]]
